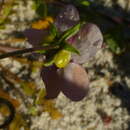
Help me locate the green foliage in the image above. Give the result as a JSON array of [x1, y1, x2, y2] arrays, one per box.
[[63, 42, 80, 55], [58, 22, 83, 43], [32, 0, 47, 18], [105, 26, 126, 54], [75, 0, 90, 6], [43, 55, 55, 67], [49, 23, 59, 38], [37, 22, 82, 67], [105, 35, 121, 54], [35, 88, 46, 105]]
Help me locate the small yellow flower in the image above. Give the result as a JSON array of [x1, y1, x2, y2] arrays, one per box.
[[32, 16, 54, 30], [54, 50, 71, 68]]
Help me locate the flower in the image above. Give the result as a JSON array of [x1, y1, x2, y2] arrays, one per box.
[[41, 63, 89, 101], [24, 4, 103, 101], [32, 16, 54, 30]]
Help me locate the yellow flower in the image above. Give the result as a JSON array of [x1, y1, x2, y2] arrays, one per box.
[[32, 16, 54, 30], [54, 50, 71, 68]]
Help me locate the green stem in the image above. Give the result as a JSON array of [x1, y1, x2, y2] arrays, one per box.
[[43, 0, 47, 18]]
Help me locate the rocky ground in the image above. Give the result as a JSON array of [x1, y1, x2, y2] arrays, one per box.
[[0, 0, 130, 130]]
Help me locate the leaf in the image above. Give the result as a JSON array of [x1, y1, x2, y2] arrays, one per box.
[[36, 49, 47, 54], [104, 26, 125, 54], [49, 23, 59, 38], [105, 34, 123, 54], [80, 0, 90, 6], [43, 56, 54, 67], [63, 42, 80, 55], [58, 22, 82, 43], [35, 88, 46, 105], [75, 0, 90, 6], [33, 0, 47, 18]]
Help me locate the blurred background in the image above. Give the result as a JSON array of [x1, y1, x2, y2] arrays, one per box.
[[0, 0, 130, 129]]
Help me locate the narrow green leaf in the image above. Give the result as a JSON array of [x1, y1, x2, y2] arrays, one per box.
[[36, 50, 46, 53], [105, 34, 122, 54], [43, 57, 54, 67], [79, 0, 90, 6], [49, 23, 59, 38], [63, 42, 80, 55], [33, 0, 47, 18], [35, 88, 46, 105], [59, 22, 83, 43]]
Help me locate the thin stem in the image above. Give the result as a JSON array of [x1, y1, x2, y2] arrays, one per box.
[[50, 1, 66, 7], [0, 45, 58, 59], [43, 0, 47, 18], [0, 44, 20, 53]]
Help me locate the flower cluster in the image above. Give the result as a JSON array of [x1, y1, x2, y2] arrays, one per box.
[[24, 4, 103, 101]]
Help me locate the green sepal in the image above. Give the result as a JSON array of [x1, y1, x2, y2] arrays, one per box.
[[63, 42, 80, 55], [49, 23, 59, 38], [43, 57, 54, 67], [58, 22, 84, 43]]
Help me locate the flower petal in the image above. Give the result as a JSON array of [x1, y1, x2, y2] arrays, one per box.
[[68, 23, 103, 64], [59, 63, 89, 101], [23, 28, 48, 47], [41, 66, 61, 99], [54, 4, 80, 33]]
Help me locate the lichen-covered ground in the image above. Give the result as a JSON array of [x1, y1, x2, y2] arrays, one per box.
[[0, 0, 130, 130]]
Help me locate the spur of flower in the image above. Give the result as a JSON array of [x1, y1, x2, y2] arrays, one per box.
[[24, 4, 103, 101]]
